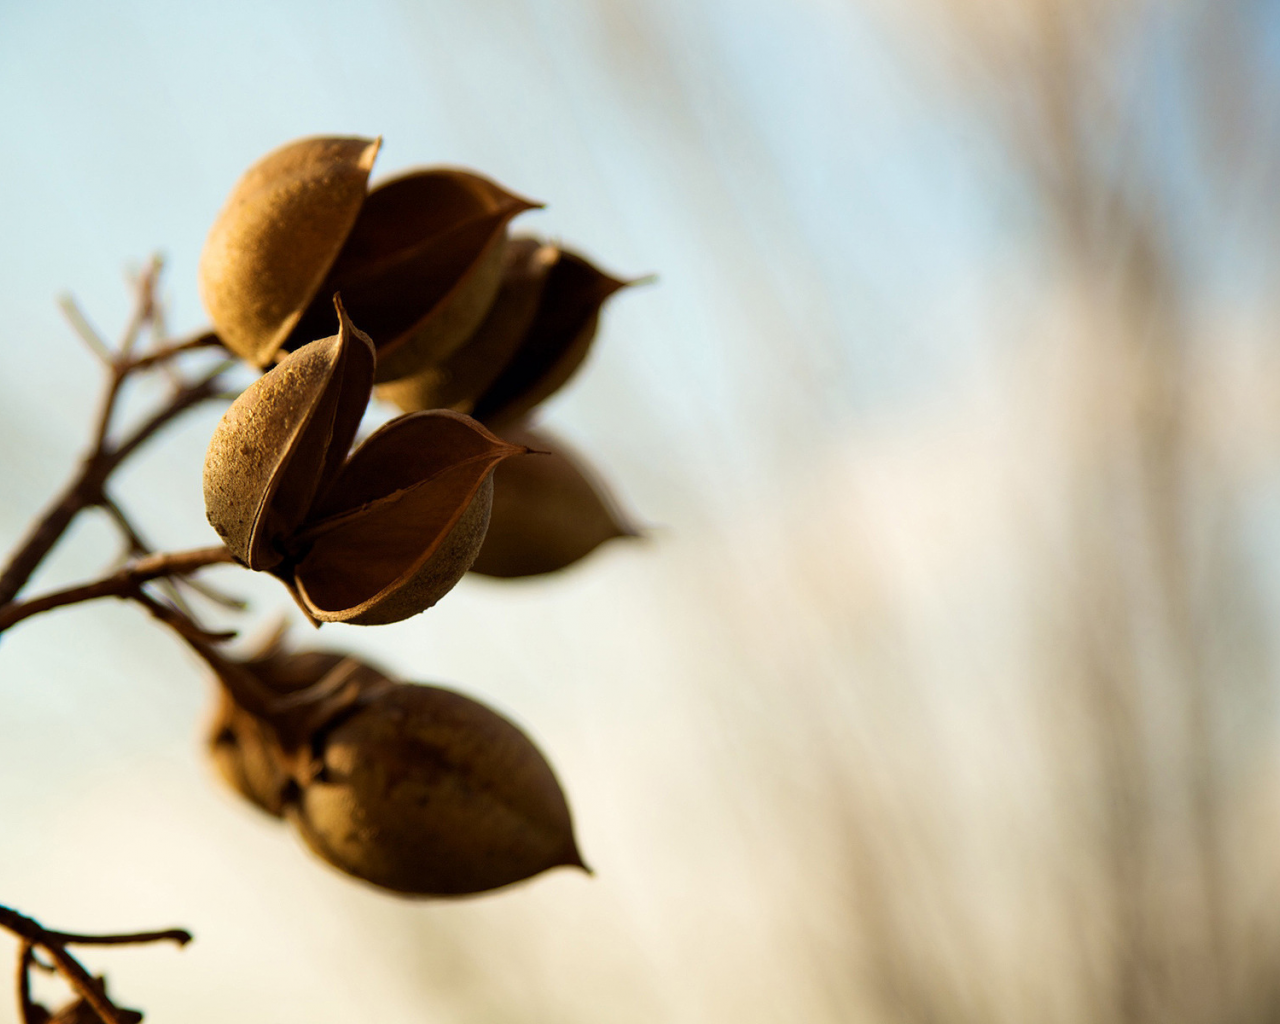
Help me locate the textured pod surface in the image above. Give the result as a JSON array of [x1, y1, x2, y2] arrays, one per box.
[[470, 248, 628, 429], [377, 238, 558, 414], [293, 411, 524, 624], [297, 468, 495, 625], [202, 310, 375, 570], [208, 691, 292, 817], [208, 646, 395, 816], [471, 426, 637, 577], [200, 136, 380, 365], [288, 169, 539, 382], [287, 682, 584, 895]]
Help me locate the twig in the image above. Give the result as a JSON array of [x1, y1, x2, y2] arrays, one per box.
[[129, 589, 238, 645], [37, 927, 191, 949], [99, 496, 149, 559], [126, 331, 222, 372], [109, 362, 233, 465], [16, 943, 38, 1024], [0, 546, 236, 634], [0, 367, 228, 608], [56, 295, 112, 366], [0, 905, 190, 1024]]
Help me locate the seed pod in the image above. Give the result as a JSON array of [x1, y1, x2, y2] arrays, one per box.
[[470, 425, 638, 577], [208, 645, 394, 817], [291, 169, 539, 383], [200, 136, 538, 381], [381, 241, 630, 429], [203, 300, 375, 570], [471, 249, 629, 429], [376, 238, 557, 413], [294, 411, 521, 624], [204, 300, 525, 622], [200, 136, 380, 366], [287, 681, 585, 895]]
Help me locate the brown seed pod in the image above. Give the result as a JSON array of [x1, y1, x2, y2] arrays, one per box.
[[199, 136, 381, 366], [294, 412, 520, 624], [203, 300, 375, 570], [380, 239, 630, 428], [286, 681, 586, 895], [204, 309, 526, 623], [376, 237, 558, 413], [208, 644, 394, 817], [470, 425, 638, 577], [291, 169, 539, 383], [200, 136, 538, 381]]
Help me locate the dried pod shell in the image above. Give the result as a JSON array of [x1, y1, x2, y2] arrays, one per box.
[[289, 169, 540, 383], [208, 647, 395, 816], [470, 248, 629, 429], [294, 411, 525, 624], [200, 136, 380, 365], [203, 304, 375, 570], [287, 681, 585, 895], [471, 426, 637, 577], [209, 691, 292, 817], [377, 238, 557, 414]]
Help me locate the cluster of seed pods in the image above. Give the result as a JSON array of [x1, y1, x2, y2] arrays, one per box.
[[194, 135, 634, 894]]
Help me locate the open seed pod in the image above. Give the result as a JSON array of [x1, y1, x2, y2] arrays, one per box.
[[287, 680, 585, 895], [203, 299, 375, 571], [293, 411, 520, 624], [470, 425, 638, 577], [200, 136, 537, 380], [208, 641, 394, 817], [200, 136, 380, 367], [379, 238, 630, 429], [204, 302, 527, 624]]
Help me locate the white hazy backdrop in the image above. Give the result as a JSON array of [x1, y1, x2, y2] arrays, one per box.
[[4, 0, 1280, 1021]]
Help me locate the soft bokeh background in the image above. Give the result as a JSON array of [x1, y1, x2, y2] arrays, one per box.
[[4, 0, 1280, 1021]]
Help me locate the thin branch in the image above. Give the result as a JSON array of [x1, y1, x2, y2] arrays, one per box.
[[0, 546, 236, 634], [130, 589, 238, 645], [38, 927, 191, 950], [37, 946, 129, 1024], [175, 573, 249, 612], [56, 295, 112, 366], [108, 363, 233, 466], [117, 255, 163, 360], [0, 905, 189, 1024], [0, 909, 191, 953], [99, 496, 149, 559], [126, 330, 222, 372], [16, 943, 39, 1024], [0, 367, 229, 608]]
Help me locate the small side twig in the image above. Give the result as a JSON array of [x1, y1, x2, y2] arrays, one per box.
[[1, 904, 190, 1024], [0, 365, 229, 609], [0, 546, 236, 634], [56, 296, 112, 366]]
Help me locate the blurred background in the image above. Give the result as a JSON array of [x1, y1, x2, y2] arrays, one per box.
[[4, 0, 1280, 1020]]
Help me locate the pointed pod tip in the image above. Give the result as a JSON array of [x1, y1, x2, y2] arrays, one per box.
[[332, 292, 376, 359], [358, 136, 382, 173], [625, 272, 659, 290], [560, 839, 592, 876], [503, 191, 546, 218]]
